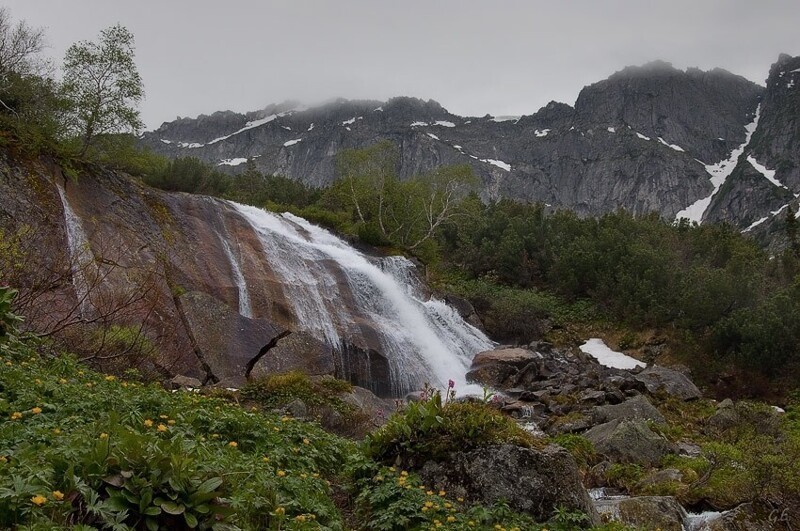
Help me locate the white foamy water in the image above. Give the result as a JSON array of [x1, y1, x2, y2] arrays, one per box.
[[231, 203, 494, 395], [218, 235, 253, 318], [55, 184, 94, 318]]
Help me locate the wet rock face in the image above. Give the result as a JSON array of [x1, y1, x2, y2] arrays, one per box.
[[0, 158, 457, 395], [418, 444, 600, 525]]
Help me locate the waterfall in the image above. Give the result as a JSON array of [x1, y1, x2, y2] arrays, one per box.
[[55, 184, 94, 318], [218, 234, 253, 318], [231, 202, 494, 395]]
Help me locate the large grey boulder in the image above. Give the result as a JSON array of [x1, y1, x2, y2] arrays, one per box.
[[419, 444, 600, 525], [584, 419, 675, 466], [594, 496, 686, 531], [635, 365, 702, 400], [593, 394, 665, 424]]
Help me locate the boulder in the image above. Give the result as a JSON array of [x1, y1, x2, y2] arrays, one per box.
[[635, 365, 702, 400], [594, 496, 686, 531], [593, 395, 665, 424], [584, 419, 675, 466], [691, 502, 793, 530], [169, 374, 203, 389], [466, 348, 539, 388], [419, 444, 600, 525]]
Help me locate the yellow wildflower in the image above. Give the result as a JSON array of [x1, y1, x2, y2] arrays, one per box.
[[31, 407, 42, 415], [35, 379, 42, 385], [159, 414, 168, 419], [0, 456, 7, 463], [52, 428, 61, 435], [303, 438, 310, 445], [277, 470, 286, 477], [167, 419, 176, 425], [228, 441, 238, 447], [157, 424, 168, 433], [143, 419, 154, 428], [457, 497, 464, 502], [424, 501, 434, 508], [52, 490, 65, 501], [295, 515, 307, 522], [99, 433, 109, 439], [4, 361, 11, 366], [105, 375, 116, 381], [262, 457, 270, 463], [59, 378, 67, 384], [401, 470, 409, 476], [31, 494, 47, 506], [274, 507, 285, 516], [426, 490, 434, 496], [10, 412, 22, 420], [447, 516, 456, 523], [438, 490, 446, 497]]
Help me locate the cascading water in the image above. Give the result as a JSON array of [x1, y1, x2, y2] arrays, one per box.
[[218, 234, 253, 318], [231, 202, 494, 396], [55, 184, 94, 318]]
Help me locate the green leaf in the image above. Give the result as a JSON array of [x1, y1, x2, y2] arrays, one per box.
[[184, 511, 198, 528], [142, 506, 161, 516], [160, 500, 186, 515], [196, 476, 223, 494]]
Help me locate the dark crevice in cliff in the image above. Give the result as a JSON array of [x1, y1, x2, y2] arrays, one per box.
[[163, 265, 220, 384], [245, 330, 292, 380]]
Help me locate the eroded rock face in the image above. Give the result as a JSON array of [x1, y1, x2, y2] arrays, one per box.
[[0, 156, 476, 396], [248, 331, 335, 382], [418, 444, 600, 525]]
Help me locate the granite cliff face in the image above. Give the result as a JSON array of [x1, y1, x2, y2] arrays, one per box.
[[140, 60, 781, 223], [0, 153, 491, 396]]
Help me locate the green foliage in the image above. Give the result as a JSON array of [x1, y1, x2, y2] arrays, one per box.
[[364, 387, 538, 467], [551, 434, 596, 470], [327, 142, 477, 251], [62, 25, 144, 156], [352, 464, 540, 531], [0, 286, 23, 343], [241, 371, 352, 412]]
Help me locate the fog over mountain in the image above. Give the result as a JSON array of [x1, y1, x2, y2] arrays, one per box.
[[6, 0, 799, 129]]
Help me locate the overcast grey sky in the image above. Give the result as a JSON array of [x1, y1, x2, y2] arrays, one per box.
[[7, 1, 799, 129]]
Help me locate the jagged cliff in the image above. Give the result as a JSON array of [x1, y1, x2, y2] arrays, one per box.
[[0, 152, 490, 396], [140, 59, 781, 222]]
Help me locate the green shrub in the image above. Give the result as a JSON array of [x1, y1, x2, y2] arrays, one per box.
[[551, 434, 596, 469], [364, 387, 539, 467]]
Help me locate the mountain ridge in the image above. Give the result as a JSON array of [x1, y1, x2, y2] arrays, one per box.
[[140, 55, 799, 245]]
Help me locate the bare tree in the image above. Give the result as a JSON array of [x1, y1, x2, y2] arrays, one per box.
[[0, 8, 47, 114]]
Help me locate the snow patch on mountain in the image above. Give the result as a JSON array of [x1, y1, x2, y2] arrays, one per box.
[[675, 105, 761, 224], [434, 121, 456, 127], [483, 159, 511, 171], [534, 129, 550, 137], [747, 155, 787, 189], [658, 137, 685, 152], [635, 132, 651, 141], [218, 158, 248, 166], [283, 139, 303, 147]]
